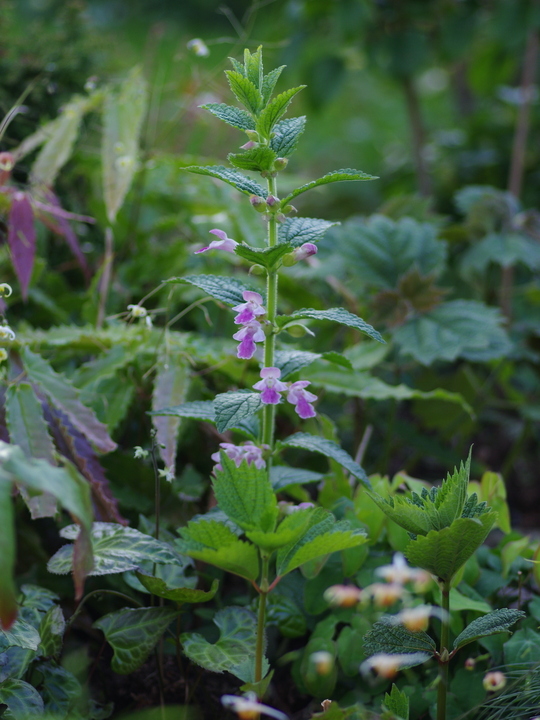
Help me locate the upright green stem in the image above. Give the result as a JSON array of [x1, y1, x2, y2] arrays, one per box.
[[255, 554, 270, 685], [437, 581, 451, 720], [262, 175, 279, 449]]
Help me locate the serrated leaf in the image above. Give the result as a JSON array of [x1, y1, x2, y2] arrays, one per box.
[[384, 684, 409, 720], [149, 400, 215, 421], [405, 514, 497, 582], [366, 491, 434, 536], [256, 86, 305, 139], [225, 70, 262, 114], [48, 522, 181, 576], [8, 192, 36, 299], [37, 662, 81, 717], [213, 453, 277, 532], [278, 216, 338, 247], [182, 165, 266, 198], [214, 392, 262, 433], [246, 507, 315, 551], [279, 308, 384, 344], [94, 606, 178, 674], [234, 243, 292, 270], [20, 585, 59, 613], [279, 432, 369, 484], [228, 146, 277, 173], [0, 678, 44, 718], [0, 619, 40, 651], [430, 452, 471, 528], [228, 57, 246, 77], [181, 607, 263, 681], [244, 47, 263, 90], [166, 274, 253, 305], [38, 606, 64, 657], [274, 350, 321, 379], [270, 466, 323, 490], [461, 232, 540, 275], [135, 573, 219, 604], [364, 615, 436, 659], [102, 67, 148, 223], [262, 66, 285, 105], [201, 103, 256, 130], [320, 351, 353, 370], [281, 168, 377, 206], [264, 595, 306, 638], [270, 116, 306, 157], [20, 347, 116, 454], [452, 608, 525, 651], [151, 352, 190, 469]]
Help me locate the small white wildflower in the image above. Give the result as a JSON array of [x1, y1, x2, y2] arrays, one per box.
[[376, 552, 431, 589], [221, 693, 288, 720], [323, 584, 362, 608], [127, 304, 147, 319], [187, 38, 210, 57], [391, 605, 447, 633], [134, 446, 148, 460], [145, 315, 153, 329], [483, 671, 506, 692], [310, 651, 334, 675], [361, 652, 429, 679], [360, 582, 406, 608], [0, 283, 13, 297], [158, 466, 175, 482], [0, 325, 16, 342]]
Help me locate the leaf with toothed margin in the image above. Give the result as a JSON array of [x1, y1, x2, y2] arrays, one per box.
[[271, 117, 306, 157], [278, 216, 339, 247], [165, 274, 255, 306], [453, 608, 525, 651], [213, 392, 262, 434], [182, 165, 266, 198], [262, 66, 285, 104], [0, 619, 41, 651], [234, 243, 293, 270], [364, 615, 435, 660], [278, 308, 384, 344], [228, 147, 277, 173], [274, 350, 321, 379], [135, 573, 219, 604], [256, 86, 306, 139], [270, 466, 324, 490], [281, 168, 377, 207], [200, 103, 255, 131], [225, 71, 262, 114], [149, 400, 259, 440]]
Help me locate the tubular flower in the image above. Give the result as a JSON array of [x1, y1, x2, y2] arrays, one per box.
[[361, 652, 428, 680], [376, 552, 432, 589], [392, 605, 447, 633], [195, 228, 238, 254], [253, 366, 288, 404], [211, 442, 268, 472], [0, 325, 16, 342], [286, 381, 317, 419], [233, 320, 266, 359], [483, 671, 506, 692], [293, 242, 318, 261], [221, 693, 288, 720], [360, 582, 405, 608], [232, 291, 266, 325], [324, 584, 362, 608], [0, 283, 13, 297]]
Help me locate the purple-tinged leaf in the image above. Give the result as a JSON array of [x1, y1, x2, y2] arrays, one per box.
[[151, 352, 190, 470], [32, 198, 95, 224], [39, 191, 91, 281], [8, 192, 35, 299], [21, 347, 116, 454]]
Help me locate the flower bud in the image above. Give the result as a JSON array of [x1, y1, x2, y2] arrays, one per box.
[[0, 152, 14, 186], [249, 195, 267, 213], [310, 651, 334, 675], [282, 204, 297, 214], [266, 195, 279, 208], [248, 264, 265, 276], [0, 283, 13, 298], [321, 700, 332, 712], [465, 658, 476, 671], [323, 584, 362, 608], [240, 141, 258, 150], [0, 348, 8, 363], [273, 157, 288, 171], [483, 671, 506, 692]]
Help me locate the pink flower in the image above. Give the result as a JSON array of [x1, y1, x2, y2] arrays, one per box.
[[232, 291, 266, 325], [194, 228, 238, 254], [233, 321, 265, 359], [253, 367, 288, 405], [286, 381, 318, 419], [211, 442, 268, 472], [293, 243, 318, 261]]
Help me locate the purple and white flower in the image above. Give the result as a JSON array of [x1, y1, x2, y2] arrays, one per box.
[[253, 367, 288, 405], [286, 381, 318, 419], [194, 228, 238, 254], [293, 242, 318, 261], [211, 442, 268, 472], [233, 320, 266, 359], [232, 291, 266, 325]]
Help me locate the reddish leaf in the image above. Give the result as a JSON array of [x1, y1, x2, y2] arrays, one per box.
[[38, 191, 91, 281], [8, 192, 36, 299]]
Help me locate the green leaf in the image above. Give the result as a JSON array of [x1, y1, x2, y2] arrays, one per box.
[[228, 147, 277, 173], [320, 351, 353, 370], [281, 168, 377, 206], [384, 684, 409, 720], [135, 573, 219, 604], [453, 608, 525, 651], [149, 400, 215, 421], [48, 522, 181, 576], [264, 595, 306, 638], [278, 432, 370, 484], [166, 274, 252, 305], [270, 116, 306, 157], [200, 103, 256, 131], [364, 615, 436, 659], [234, 243, 293, 270], [256, 86, 306, 139], [181, 607, 263, 681], [94, 606, 178, 674], [244, 46, 263, 90], [102, 67, 148, 223], [225, 70, 262, 114], [175, 518, 260, 581], [279, 308, 384, 344], [228, 57, 246, 77], [278, 217, 338, 247], [429, 452, 471, 529], [393, 300, 512, 365], [274, 350, 321, 379], [246, 507, 315, 551], [262, 66, 286, 105], [151, 352, 190, 469], [182, 165, 266, 198], [0, 679, 44, 718], [0, 477, 18, 630], [214, 392, 262, 434], [405, 514, 497, 582], [38, 606, 64, 657], [20, 347, 116, 454], [461, 232, 540, 275], [270, 466, 323, 490], [37, 662, 81, 717], [0, 619, 41, 651], [367, 491, 436, 536], [20, 585, 59, 613], [503, 627, 540, 670], [213, 453, 277, 532]]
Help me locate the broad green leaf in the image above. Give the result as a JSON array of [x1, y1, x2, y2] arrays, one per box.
[[384, 684, 409, 720], [0, 477, 18, 630], [367, 491, 439, 536], [20, 347, 116, 454], [228, 57, 246, 77], [0, 678, 44, 718], [182, 165, 266, 198], [200, 103, 256, 130], [405, 514, 497, 582], [181, 606, 263, 681], [94, 606, 178, 674], [48, 522, 181, 576], [149, 400, 215, 421], [453, 609, 525, 651], [393, 300, 512, 365], [38, 606, 64, 657], [503, 627, 540, 670], [73, 345, 134, 390], [166, 274, 252, 305], [102, 67, 148, 223], [281, 168, 377, 206], [501, 535, 530, 578], [135, 573, 219, 604], [274, 350, 321, 379], [246, 507, 315, 551], [151, 352, 190, 469], [279, 308, 384, 344], [270, 466, 323, 490], [278, 432, 369, 484], [176, 518, 259, 581], [320, 351, 353, 370], [0, 647, 36, 683], [278, 217, 338, 247], [213, 453, 277, 532], [20, 585, 59, 613], [244, 47, 263, 90], [432, 586, 491, 614], [234, 243, 293, 269], [262, 66, 285, 104], [37, 662, 81, 717], [430, 452, 471, 528], [256, 86, 306, 139], [270, 116, 306, 157], [0, 619, 40, 651], [264, 594, 306, 638], [228, 147, 277, 173], [225, 71, 262, 114], [363, 616, 436, 659], [461, 232, 540, 275], [213, 392, 262, 433]]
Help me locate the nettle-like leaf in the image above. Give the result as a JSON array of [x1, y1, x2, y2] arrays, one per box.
[[213, 392, 262, 433], [151, 351, 190, 469], [462, 232, 540, 275], [256, 86, 306, 139], [94, 606, 178, 674], [278, 217, 338, 247], [280, 169, 377, 207], [262, 65, 285, 105], [175, 518, 259, 581], [38, 606, 64, 658], [234, 243, 293, 270], [364, 615, 435, 661], [278, 308, 384, 344], [270, 117, 306, 157], [243, 46, 264, 89], [452, 608, 525, 651], [166, 273, 254, 306], [384, 684, 409, 720], [213, 453, 278, 533], [8, 192, 36, 299], [47, 522, 180, 576], [0, 678, 45, 718], [278, 432, 369, 484], [200, 103, 256, 131], [181, 606, 265, 682], [0, 618, 41, 651], [228, 146, 277, 173], [246, 507, 315, 552], [225, 71, 262, 114], [274, 350, 321, 379], [366, 491, 435, 537], [270, 466, 323, 490], [135, 573, 219, 604], [149, 400, 215, 421], [182, 165, 266, 198]]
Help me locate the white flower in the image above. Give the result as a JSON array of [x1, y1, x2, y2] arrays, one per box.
[[187, 38, 210, 57], [133, 446, 148, 460], [360, 582, 406, 608], [323, 584, 362, 608], [483, 671, 506, 692], [391, 605, 447, 633], [361, 652, 429, 679], [0, 283, 13, 297], [376, 552, 431, 589], [310, 651, 334, 675], [221, 693, 288, 720], [0, 325, 16, 342], [158, 466, 175, 482], [127, 304, 147, 319]]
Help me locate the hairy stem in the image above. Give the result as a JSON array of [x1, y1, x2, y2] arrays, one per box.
[[255, 554, 270, 686], [437, 581, 451, 720], [262, 175, 279, 449]]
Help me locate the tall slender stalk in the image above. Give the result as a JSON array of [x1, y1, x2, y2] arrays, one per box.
[[255, 554, 270, 685], [437, 581, 451, 720], [262, 174, 279, 449]]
